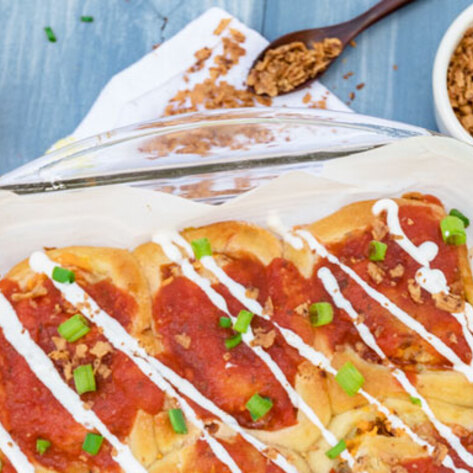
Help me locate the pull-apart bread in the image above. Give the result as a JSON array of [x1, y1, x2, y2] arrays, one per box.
[[0, 193, 472, 473]]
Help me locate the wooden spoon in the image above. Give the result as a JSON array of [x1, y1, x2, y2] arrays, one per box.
[[248, 0, 415, 96]]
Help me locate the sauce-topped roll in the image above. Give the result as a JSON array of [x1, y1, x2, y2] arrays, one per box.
[[0, 192, 472, 472]]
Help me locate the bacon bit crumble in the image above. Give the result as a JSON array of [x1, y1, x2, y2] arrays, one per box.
[[75, 344, 88, 359], [372, 219, 388, 241], [432, 443, 449, 465], [11, 285, 48, 301], [245, 287, 259, 300], [175, 333, 192, 349], [389, 264, 405, 279], [263, 297, 274, 317], [229, 28, 245, 43], [52, 335, 67, 351], [407, 279, 423, 304], [90, 341, 113, 359], [447, 27, 473, 135], [367, 262, 385, 284], [250, 328, 277, 349], [356, 82, 365, 90], [213, 18, 231, 36], [432, 292, 464, 313], [247, 38, 343, 97], [294, 301, 310, 316]]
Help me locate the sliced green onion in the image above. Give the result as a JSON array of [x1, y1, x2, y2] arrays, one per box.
[[52, 266, 76, 284], [410, 396, 422, 406], [369, 240, 387, 261], [219, 316, 232, 328], [440, 216, 466, 245], [191, 238, 212, 260], [325, 439, 347, 459], [82, 433, 103, 455], [36, 438, 51, 455], [44, 26, 57, 42], [309, 302, 333, 327], [225, 333, 242, 349], [80, 16, 94, 22], [335, 362, 364, 397], [58, 314, 90, 342], [73, 364, 96, 395], [450, 209, 470, 228], [233, 310, 254, 333], [246, 393, 273, 421], [168, 408, 188, 434]]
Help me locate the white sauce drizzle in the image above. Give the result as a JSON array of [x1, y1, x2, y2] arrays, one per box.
[[318, 267, 472, 472], [265, 217, 472, 471], [153, 232, 355, 469], [28, 251, 242, 473], [189, 236, 471, 472], [267, 213, 304, 251], [0, 292, 144, 473], [0, 408, 35, 472], [296, 229, 473, 383], [371, 200, 473, 366], [374, 199, 473, 359]]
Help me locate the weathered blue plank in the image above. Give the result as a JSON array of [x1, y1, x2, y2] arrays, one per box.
[[0, 0, 471, 174]]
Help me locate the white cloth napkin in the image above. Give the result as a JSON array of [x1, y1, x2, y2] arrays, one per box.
[[70, 7, 350, 142]]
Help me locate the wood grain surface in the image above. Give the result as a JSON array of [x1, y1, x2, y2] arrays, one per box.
[[0, 0, 470, 173]]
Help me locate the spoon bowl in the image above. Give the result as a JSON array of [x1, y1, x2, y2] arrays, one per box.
[[248, 0, 415, 96]]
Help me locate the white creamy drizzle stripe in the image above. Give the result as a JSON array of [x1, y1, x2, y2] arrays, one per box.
[[373, 199, 473, 356], [0, 293, 143, 473], [153, 232, 356, 469], [182, 236, 468, 471], [296, 229, 473, 383], [318, 267, 472, 472], [0, 410, 35, 472], [28, 252, 242, 473]]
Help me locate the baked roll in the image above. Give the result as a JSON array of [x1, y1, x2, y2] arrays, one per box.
[[0, 193, 472, 472]]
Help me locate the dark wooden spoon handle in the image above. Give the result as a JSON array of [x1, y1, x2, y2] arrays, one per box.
[[346, 0, 415, 40]]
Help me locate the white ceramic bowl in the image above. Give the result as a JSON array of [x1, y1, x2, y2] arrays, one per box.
[[433, 3, 473, 144]]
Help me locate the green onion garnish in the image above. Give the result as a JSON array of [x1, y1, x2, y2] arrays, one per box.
[[52, 266, 76, 284], [80, 16, 94, 22], [309, 302, 333, 327], [440, 216, 466, 245], [234, 310, 254, 333], [44, 26, 57, 42], [335, 362, 364, 397], [168, 408, 188, 434], [449, 209, 470, 228], [225, 333, 242, 349], [82, 433, 103, 455], [325, 439, 347, 459], [191, 238, 212, 260], [58, 314, 90, 342], [73, 364, 96, 395], [410, 396, 422, 406], [219, 316, 232, 328], [36, 438, 51, 455], [369, 240, 387, 261], [246, 393, 273, 421]]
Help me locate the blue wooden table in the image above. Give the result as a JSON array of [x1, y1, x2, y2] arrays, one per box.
[[0, 0, 470, 174]]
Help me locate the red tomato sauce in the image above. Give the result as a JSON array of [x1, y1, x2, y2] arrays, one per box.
[[0, 278, 164, 441], [0, 329, 118, 472], [264, 258, 373, 361], [186, 437, 284, 473], [219, 256, 305, 383], [153, 275, 296, 430], [327, 204, 471, 368]]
